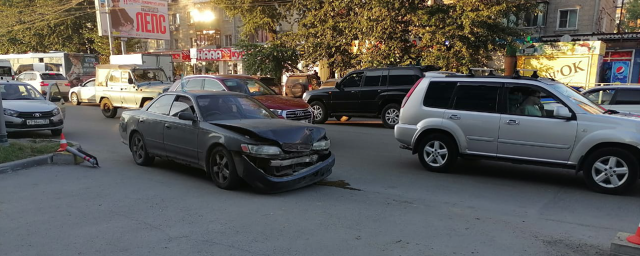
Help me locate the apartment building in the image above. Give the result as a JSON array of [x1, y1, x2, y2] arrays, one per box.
[[523, 0, 617, 37]]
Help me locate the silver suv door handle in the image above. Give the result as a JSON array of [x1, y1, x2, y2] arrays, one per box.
[[448, 114, 461, 120], [505, 120, 519, 125]]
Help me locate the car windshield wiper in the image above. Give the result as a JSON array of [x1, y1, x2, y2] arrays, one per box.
[[604, 109, 620, 114]]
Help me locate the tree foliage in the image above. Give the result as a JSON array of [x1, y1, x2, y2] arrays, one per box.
[[236, 40, 299, 84], [216, 0, 536, 74], [0, 0, 138, 57], [415, 0, 535, 72], [623, 0, 640, 32]]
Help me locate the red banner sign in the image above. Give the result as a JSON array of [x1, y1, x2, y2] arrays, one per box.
[[197, 48, 244, 61]]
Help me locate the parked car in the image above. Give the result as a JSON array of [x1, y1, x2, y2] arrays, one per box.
[[69, 78, 96, 105], [119, 91, 335, 192], [583, 86, 640, 113], [284, 73, 321, 98], [0, 59, 15, 81], [303, 66, 437, 128], [169, 75, 313, 123], [395, 74, 640, 194], [1, 81, 65, 136], [95, 64, 173, 118], [15, 71, 70, 101]]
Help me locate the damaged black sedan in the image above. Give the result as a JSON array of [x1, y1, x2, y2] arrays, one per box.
[[119, 91, 335, 193]]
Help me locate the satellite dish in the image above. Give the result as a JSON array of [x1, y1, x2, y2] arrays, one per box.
[[560, 34, 573, 42]]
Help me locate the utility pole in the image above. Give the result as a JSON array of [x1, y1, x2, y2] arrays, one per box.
[[0, 88, 8, 146], [619, 0, 626, 33]]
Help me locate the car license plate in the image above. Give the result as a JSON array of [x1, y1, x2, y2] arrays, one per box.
[[26, 119, 49, 125]]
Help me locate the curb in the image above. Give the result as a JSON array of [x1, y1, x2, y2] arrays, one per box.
[[0, 141, 82, 175]]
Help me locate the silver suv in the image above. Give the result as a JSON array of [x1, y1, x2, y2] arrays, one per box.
[[395, 74, 639, 194]]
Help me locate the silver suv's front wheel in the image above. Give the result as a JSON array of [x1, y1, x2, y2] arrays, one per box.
[[418, 133, 458, 173], [582, 147, 638, 195]]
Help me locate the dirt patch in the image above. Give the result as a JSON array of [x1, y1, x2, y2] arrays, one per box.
[[316, 180, 362, 191]]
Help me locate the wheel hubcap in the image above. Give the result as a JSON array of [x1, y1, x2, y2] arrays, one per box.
[[311, 105, 323, 121], [592, 156, 629, 188], [212, 153, 230, 183], [423, 141, 448, 167], [132, 136, 145, 161], [72, 94, 77, 103], [385, 108, 399, 125]]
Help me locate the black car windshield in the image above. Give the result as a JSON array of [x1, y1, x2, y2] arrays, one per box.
[[197, 95, 277, 121], [547, 82, 604, 114], [0, 83, 44, 100], [40, 73, 66, 80], [133, 69, 168, 83]]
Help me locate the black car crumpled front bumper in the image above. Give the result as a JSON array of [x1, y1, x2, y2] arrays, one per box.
[[237, 152, 335, 193]]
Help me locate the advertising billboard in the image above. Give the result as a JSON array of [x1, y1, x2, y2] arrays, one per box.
[[95, 0, 170, 40], [517, 41, 606, 87], [196, 48, 244, 61]]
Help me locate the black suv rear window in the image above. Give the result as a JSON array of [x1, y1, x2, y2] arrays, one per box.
[[423, 82, 457, 108], [40, 73, 66, 80], [388, 70, 420, 87]]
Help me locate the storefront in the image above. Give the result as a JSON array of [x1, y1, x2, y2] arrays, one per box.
[[517, 41, 606, 89]]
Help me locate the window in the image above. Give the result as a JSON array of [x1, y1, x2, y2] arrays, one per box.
[[584, 89, 615, 105], [169, 96, 195, 117], [49, 84, 62, 99], [388, 70, 420, 87], [506, 86, 562, 117], [109, 71, 121, 83], [558, 9, 578, 29], [341, 72, 364, 88], [84, 80, 95, 87], [222, 79, 250, 94], [197, 95, 275, 121], [0, 67, 11, 76], [423, 82, 457, 108], [120, 71, 131, 84], [614, 90, 640, 104], [170, 13, 180, 25], [204, 79, 226, 91], [147, 95, 174, 115], [522, 2, 547, 27], [452, 85, 500, 113], [183, 79, 203, 91], [363, 71, 383, 87], [224, 35, 233, 47]]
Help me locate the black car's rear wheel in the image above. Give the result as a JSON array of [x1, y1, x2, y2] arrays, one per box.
[[100, 98, 118, 118], [130, 132, 154, 166], [381, 103, 400, 129], [209, 146, 241, 190]]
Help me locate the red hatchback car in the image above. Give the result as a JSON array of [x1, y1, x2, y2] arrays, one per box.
[[169, 75, 312, 122]]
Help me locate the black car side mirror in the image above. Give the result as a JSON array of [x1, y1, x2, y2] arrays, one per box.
[[50, 96, 61, 102], [178, 112, 196, 121], [128, 77, 134, 85]]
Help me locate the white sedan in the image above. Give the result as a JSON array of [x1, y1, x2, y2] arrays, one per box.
[[69, 78, 96, 105], [1, 81, 65, 136]]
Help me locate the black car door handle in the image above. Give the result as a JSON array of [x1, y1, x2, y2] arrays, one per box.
[[139, 119, 144, 123], [351, 91, 358, 93], [165, 124, 171, 129]]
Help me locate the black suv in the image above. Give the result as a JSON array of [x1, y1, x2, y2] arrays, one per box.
[[303, 66, 436, 128]]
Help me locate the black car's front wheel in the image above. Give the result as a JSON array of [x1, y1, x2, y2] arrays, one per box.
[[310, 101, 328, 124], [209, 146, 241, 190], [130, 132, 155, 166]]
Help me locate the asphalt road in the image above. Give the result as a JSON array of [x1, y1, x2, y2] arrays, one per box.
[[1, 104, 639, 256]]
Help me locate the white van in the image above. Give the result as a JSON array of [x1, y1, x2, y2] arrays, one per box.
[[0, 59, 14, 81]]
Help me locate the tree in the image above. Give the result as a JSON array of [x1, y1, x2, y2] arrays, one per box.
[[623, 0, 640, 32], [0, 0, 138, 57], [236, 40, 299, 84], [209, 0, 294, 39], [415, 0, 536, 72]]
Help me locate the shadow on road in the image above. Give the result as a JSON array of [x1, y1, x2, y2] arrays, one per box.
[[323, 120, 387, 129], [404, 158, 640, 197]]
